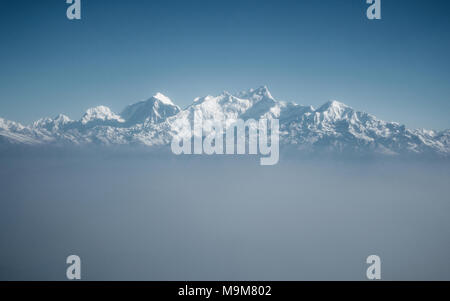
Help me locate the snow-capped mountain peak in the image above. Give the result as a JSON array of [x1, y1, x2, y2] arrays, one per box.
[[181, 92, 253, 123], [314, 100, 355, 123], [81, 106, 125, 125], [318, 100, 348, 111], [237, 85, 274, 103], [153, 92, 175, 106], [120, 94, 180, 125], [0, 117, 25, 131], [54, 114, 72, 123]]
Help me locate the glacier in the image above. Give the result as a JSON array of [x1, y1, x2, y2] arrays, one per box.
[[0, 86, 449, 157]]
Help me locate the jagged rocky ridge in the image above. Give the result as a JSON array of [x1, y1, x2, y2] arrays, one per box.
[[1, 86, 449, 156]]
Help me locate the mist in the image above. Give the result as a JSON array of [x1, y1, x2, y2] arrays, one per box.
[[1, 151, 449, 280]]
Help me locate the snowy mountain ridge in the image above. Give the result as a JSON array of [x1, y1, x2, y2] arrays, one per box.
[[1, 86, 449, 157]]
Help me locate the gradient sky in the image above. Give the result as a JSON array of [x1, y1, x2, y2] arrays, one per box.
[[0, 0, 449, 129]]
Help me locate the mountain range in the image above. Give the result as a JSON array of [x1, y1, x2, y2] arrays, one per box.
[[1, 86, 449, 157]]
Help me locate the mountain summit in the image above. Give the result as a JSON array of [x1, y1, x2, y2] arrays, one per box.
[[121, 93, 180, 125], [0, 86, 449, 157]]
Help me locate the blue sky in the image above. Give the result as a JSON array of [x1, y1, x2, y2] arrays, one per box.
[[0, 0, 449, 129]]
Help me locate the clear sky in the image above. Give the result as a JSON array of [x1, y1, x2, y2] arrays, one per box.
[[0, 0, 449, 130]]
